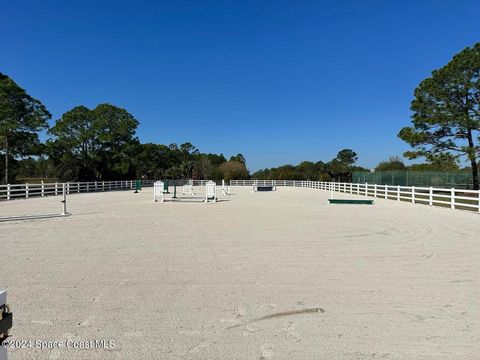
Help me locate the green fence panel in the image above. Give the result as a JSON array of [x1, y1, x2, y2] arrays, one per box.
[[352, 171, 475, 189]]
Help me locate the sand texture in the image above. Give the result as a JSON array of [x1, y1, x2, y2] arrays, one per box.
[[1, 186, 479, 359]]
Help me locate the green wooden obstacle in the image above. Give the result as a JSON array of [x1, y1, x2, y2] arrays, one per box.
[[328, 199, 374, 205], [134, 180, 142, 193]]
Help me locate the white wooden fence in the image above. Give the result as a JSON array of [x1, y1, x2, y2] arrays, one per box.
[[0, 180, 155, 201], [230, 180, 480, 213], [3, 179, 479, 213]]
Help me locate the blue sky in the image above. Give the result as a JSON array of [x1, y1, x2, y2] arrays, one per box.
[[1, 1, 479, 171]]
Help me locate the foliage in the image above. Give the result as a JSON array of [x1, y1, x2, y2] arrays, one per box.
[[252, 149, 363, 181], [48, 104, 139, 180], [218, 160, 249, 182], [376, 156, 407, 171], [408, 153, 460, 171], [0, 72, 51, 183], [229, 153, 246, 165], [398, 42, 480, 189]]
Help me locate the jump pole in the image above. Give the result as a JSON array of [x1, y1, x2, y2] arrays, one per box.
[[0, 184, 69, 222], [62, 183, 67, 215]]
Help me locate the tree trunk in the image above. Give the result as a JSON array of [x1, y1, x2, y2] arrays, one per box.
[[4, 137, 9, 184], [466, 129, 479, 190]]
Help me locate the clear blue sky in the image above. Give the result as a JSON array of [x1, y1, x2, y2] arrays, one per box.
[[1, 1, 479, 171]]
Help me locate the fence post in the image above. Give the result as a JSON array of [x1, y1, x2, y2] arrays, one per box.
[[451, 188, 455, 210], [412, 186, 415, 203], [95, 181, 98, 192], [55, 182, 58, 196], [374, 184, 377, 198], [26, 183, 29, 198], [365, 182, 368, 196], [77, 182, 80, 193], [41, 180, 45, 197], [67, 182, 70, 195], [7, 184, 10, 200], [429, 187, 433, 206], [384, 185, 388, 199], [397, 185, 400, 201]]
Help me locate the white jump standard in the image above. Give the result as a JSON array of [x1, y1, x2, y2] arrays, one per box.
[[205, 181, 217, 202], [153, 181, 166, 202], [221, 180, 230, 195]]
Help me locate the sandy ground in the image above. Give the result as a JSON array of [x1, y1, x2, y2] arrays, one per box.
[[0, 186, 479, 360]]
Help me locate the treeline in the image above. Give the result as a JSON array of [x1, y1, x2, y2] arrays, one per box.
[[250, 153, 470, 183], [0, 73, 248, 184], [374, 155, 463, 172], [252, 149, 368, 182]]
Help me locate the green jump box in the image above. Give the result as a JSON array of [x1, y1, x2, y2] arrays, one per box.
[[328, 199, 374, 205]]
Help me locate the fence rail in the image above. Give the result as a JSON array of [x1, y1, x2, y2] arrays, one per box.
[[230, 180, 480, 213]]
